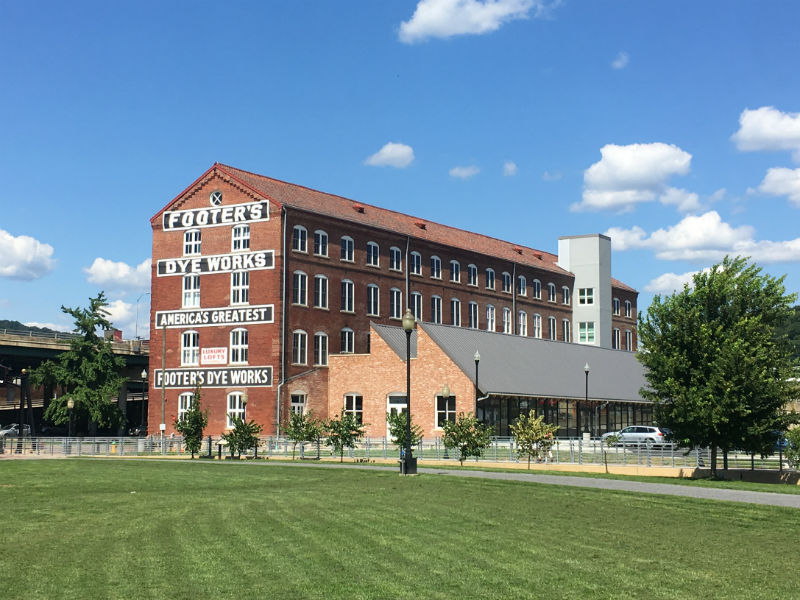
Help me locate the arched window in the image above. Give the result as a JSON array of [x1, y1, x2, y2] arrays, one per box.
[[450, 260, 461, 283], [182, 274, 200, 308], [367, 284, 379, 316], [227, 392, 246, 428], [232, 224, 250, 252], [184, 229, 201, 256], [340, 328, 354, 353], [292, 225, 307, 253], [518, 310, 527, 336], [451, 298, 461, 326], [292, 271, 307, 305], [292, 330, 307, 365], [341, 279, 354, 312], [341, 236, 354, 262], [181, 330, 199, 366], [178, 392, 194, 422], [390, 288, 402, 319], [518, 276, 526, 296], [410, 251, 422, 275], [390, 247, 402, 271], [430, 256, 442, 279], [367, 241, 380, 267], [533, 314, 542, 339], [314, 332, 328, 366], [230, 328, 249, 364], [467, 264, 478, 286], [313, 230, 328, 257], [532, 279, 542, 299], [486, 268, 495, 290]]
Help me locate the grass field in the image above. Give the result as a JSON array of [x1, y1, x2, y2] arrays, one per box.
[[1, 459, 798, 599]]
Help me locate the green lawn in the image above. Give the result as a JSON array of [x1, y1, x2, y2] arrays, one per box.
[[2, 460, 798, 599]]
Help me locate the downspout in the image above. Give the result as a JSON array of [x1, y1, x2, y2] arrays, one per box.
[[512, 263, 517, 334], [276, 207, 288, 436], [405, 236, 410, 309]]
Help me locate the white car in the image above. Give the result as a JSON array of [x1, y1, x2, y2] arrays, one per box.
[[602, 426, 670, 447], [0, 423, 32, 438]]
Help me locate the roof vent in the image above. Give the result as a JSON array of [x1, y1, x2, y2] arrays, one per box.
[[513, 246, 523, 255], [353, 203, 365, 213], [414, 221, 427, 230], [534, 252, 543, 260]]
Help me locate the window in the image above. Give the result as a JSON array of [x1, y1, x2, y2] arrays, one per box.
[[292, 271, 307, 306], [290, 393, 306, 415], [314, 230, 328, 257], [469, 302, 479, 329], [562, 319, 571, 343], [341, 328, 354, 353], [314, 275, 328, 309], [451, 298, 461, 326], [431, 295, 442, 324], [314, 332, 328, 366], [562, 286, 571, 305], [548, 316, 556, 341], [502, 307, 512, 334], [436, 394, 456, 428], [181, 331, 199, 366], [178, 392, 193, 422], [341, 236, 354, 262], [184, 230, 201, 256], [210, 190, 223, 206], [613, 297, 620, 315], [292, 225, 307, 253], [486, 305, 496, 331], [533, 313, 542, 338], [548, 283, 556, 302], [486, 268, 495, 290], [366, 242, 380, 267], [613, 328, 620, 350], [344, 393, 363, 424], [430, 256, 442, 279], [390, 288, 402, 319], [518, 310, 527, 336], [411, 292, 422, 321], [232, 224, 250, 252], [227, 392, 246, 428], [579, 288, 594, 305], [389, 247, 402, 271], [625, 300, 632, 318], [292, 330, 307, 365], [182, 275, 200, 308], [341, 279, 354, 312], [502, 272, 512, 293], [626, 329, 633, 351], [579, 321, 595, 343], [467, 264, 478, 286], [450, 260, 461, 283], [518, 276, 526, 296], [532, 279, 541, 300], [367, 284, 380, 316], [410, 251, 422, 276], [230, 328, 248, 364], [231, 271, 249, 305]]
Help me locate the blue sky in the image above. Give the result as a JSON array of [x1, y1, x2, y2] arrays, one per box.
[[2, 0, 800, 337]]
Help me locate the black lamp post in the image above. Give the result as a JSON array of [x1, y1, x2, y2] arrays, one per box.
[[401, 309, 417, 475], [474, 350, 480, 415], [583, 362, 590, 435], [67, 398, 74, 438], [140, 369, 147, 431]]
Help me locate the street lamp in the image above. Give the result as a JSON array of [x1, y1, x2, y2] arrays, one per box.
[[67, 398, 75, 438], [140, 369, 148, 431], [401, 308, 417, 475], [473, 350, 480, 415], [583, 363, 590, 436]]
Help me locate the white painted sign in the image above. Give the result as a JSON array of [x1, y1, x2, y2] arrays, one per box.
[[162, 201, 269, 231], [155, 305, 274, 329], [201, 347, 228, 365], [153, 367, 273, 389], [156, 250, 274, 276]]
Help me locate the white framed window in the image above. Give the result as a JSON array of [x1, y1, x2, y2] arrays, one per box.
[[562, 286, 571, 305], [548, 283, 556, 302], [518, 310, 527, 336], [341, 279, 354, 312], [314, 332, 328, 366], [436, 394, 456, 428], [290, 393, 306, 415], [314, 230, 328, 257], [292, 330, 307, 365], [579, 288, 593, 305], [182, 274, 200, 308], [562, 319, 571, 343], [579, 321, 595, 343], [366, 242, 380, 267], [411, 291, 422, 321], [367, 284, 380, 316], [431, 295, 442, 324], [502, 272, 512, 293], [518, 276, 526, 296], [451, 298, 461, 326], [430, 256, 442, 279], [613, 297, 620, 315], [390, 247, 402, 271], [533, 313, 542, 339], [181, 330, 199, 366], [344, 393, 363, 424], [292, 271, 307, 306], [613, 328, 620, 350], [292, 225, 307, 253], [626, 329, 633, 351], [486, 268, 495, 290], [450, 260, 461, 283], [467, 264, 478, 286], [230, 328, 249, 364], [341, 236, 354, 262], [232, 224, 250, 252], [227, 392, 246, 428], [178, 392, 194, 422], [314, 275, 328, 309], [231, 271, 249, 305], [341, 328, 354, 353], [486, 304, 496, 331], [469, 302, 479, 329], [390, 288, 402, 319], [532, 279, 542, 300], [625, 300, 632, 318], [184, 229, 201, 256], [548, 316, 556, 341], [410, 251, 422, 276], [502, 307, 512, 334]]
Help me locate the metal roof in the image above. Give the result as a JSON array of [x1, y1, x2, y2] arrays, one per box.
[[372, 323, 417, 360]]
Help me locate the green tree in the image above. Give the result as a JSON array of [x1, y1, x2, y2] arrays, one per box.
[[442, 412, 492, 466], [174, 386, 208, 459], [285, 410, 323, 460], [638, 256, 799, 477], [221, 416, 262, 458], [325, 411, 366, 463], [510, 412, 558, 469], [386, 410, 423, 452], [31, 293, 126, 433], [785, 428, 800, 470]]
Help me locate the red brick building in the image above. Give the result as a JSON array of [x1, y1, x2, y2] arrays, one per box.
[[148, 163, 638, 436]]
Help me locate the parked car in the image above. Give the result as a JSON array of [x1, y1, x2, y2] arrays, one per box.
[[602, 426, 671, 447], [0, 423, 32, 438]]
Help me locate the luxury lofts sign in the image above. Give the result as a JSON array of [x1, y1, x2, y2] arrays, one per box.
[[156, 250, 274, 276], [155, 305, 274, 328], [153, 366, 273, 389], [162, 201, 269, 231]]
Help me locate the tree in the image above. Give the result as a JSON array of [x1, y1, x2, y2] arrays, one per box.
[[284, 410, 323, 460], [386, 410, 423, 452], [325, 411, 366, 463], [442, 412, 492, 466], [510, 412, 558, 469], [31, 293, 126, 434], [221, 416, 262, 458], [784, 428, 800, 470], [638, 256, 799, 477], [174, 386, 208, 459]]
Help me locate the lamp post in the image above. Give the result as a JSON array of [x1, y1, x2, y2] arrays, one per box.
[[140, 369, 148, 431], [583, 363, 590, 436], [474, 350, 480, 415], [401, 309, 417, 475], [67, 398, 75, 438]]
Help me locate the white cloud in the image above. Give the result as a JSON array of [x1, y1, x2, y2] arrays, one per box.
[[542, 170, 562, 181], [449, 165, 480, 179], [364, 142, 415, 168], [399, 0, 548, 43], [23, 321, 73, 333], [573, 142, 692, 212], [611, 51, 629, 70], [644, 270, 702, 294], [659, 187, 700, 213], [731, 106, 800, 162], [757, 167, 800, 207], [84, 257, 151, 290], [503, 161, 518, 176], [0, 229, 56, 280]]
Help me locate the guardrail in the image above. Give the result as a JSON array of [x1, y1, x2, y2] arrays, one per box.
[[0, 328, 80, 340]]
